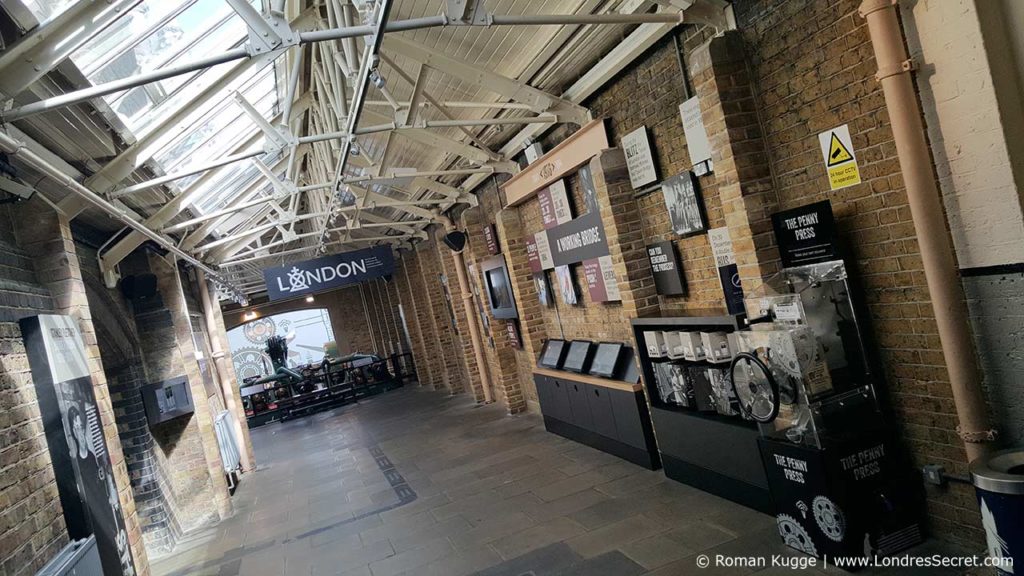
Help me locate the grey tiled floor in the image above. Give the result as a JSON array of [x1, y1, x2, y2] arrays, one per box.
[[151, 386, 964, 576]]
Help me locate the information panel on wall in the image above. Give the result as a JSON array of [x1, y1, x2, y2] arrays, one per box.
[[708, 227, 746, 315], [263, 245, 394, 301], [771, 200, 839, 268], [647, 241, 686, 296], [20, 314, 137, 576]]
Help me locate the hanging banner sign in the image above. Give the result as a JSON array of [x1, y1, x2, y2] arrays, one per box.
[[538, 188, 558, 229], [818, 124, 861, 190], [525, 236, 543, 273], [263, 245, 394, 301], [583, 256, 621, 302], [20, 315, 137, 576], [506, 320, 522, 349], [483, 223, 500, 255], [549, 180, 573, 224], [547, 208, 609, 267], [709, 227, 745, 315], [680, 97, 713, 166], [771, 200, 839, 268], [622, 125, 658, 189], [534, 231, 555, 270]]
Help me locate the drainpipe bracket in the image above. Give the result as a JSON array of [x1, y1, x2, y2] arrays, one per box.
[[875, 58, 915, 81], [956, 426, 998, 444], [858, 0, 897, 18]]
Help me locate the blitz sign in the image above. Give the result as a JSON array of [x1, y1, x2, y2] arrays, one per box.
[[263, 246, 394, 300]]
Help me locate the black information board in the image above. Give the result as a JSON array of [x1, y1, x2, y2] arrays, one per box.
[[771, 200, 839, 268], [20, 314, 136, 576], [646, 241, 686, 296]]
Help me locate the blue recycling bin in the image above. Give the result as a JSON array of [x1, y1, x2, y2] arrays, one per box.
[[971, 448, 1024, 575]]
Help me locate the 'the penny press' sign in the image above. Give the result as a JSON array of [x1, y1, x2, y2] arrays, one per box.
[[771, 200, 838, 268], [263, 246, 394, 300]]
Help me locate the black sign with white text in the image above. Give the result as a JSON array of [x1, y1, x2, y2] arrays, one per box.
[[542, 165, 610, 267], [21, 315, 137, 576], [263, 246, 394, 301], [646, 241, 686, 296], [771, 200, 839, 268]]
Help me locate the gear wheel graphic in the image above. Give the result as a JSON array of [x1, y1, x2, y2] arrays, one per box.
[[777, 513, 818, 556], [812, 496, 846, 542]]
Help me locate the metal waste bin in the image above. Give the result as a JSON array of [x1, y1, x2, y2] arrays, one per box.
[[971, 448, 1024, 575]]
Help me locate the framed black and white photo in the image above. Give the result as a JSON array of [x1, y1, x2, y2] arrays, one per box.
[[534, 272, 552, 307], [555, 265, 578, 305], [661, 171, 706, 236]]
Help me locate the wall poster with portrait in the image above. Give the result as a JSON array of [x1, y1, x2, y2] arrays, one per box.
[[20, 314, 137, 576]]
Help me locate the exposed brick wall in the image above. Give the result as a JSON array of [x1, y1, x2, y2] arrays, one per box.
[[391, 0, 988, 546], [586, 27, 728, 315], [11, 199, 151, 575], [0, 205, 68, 576], [395, 253, 439, 389], [733, 0, 979, 544], [73, 239, 185, 556], [460, 205, 525, 412]]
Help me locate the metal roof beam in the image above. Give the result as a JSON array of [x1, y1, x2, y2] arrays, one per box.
[[0, 0, 144, 99], [381, 35, 591, 125]]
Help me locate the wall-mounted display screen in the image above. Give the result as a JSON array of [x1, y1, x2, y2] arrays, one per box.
[[563, 340, 594, 373], [481, 255, 518, 319], [589, 342, 624, 378], [540, 339, 567, 368]]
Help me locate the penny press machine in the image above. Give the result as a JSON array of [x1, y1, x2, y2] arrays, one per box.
[[729, 201, 925, 561]]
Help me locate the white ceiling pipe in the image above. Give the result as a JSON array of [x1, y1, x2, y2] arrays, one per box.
[[0, 131, 235, 288], [2, 48, 249, 122], [363, 100, 535, 110]]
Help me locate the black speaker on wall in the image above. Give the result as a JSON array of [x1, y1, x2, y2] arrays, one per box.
[[121, 273, 158, 300], [443, 230, 468, 253]]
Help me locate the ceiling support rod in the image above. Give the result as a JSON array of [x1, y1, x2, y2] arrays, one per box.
[[0, 130, 236, 290]]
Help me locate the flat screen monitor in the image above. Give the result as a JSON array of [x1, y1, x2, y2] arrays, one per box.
[[563, 340, 594, 373], [540, 339, 567, 369], [588, 342, 624, 378]]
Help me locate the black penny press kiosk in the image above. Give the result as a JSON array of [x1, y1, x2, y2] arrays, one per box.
[[729, 201, 925, 562]]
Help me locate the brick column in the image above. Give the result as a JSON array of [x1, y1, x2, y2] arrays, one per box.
[[690, 30, 780, 289], [494, 207, 545, 408], [149, 255, 231, 521], [201, 277, 256, 472], [429, 230, 478, 399], [13, 198, 151, 576], [396, 253, 436, 388], [590, 149, 660, 319], [414, 242, 457, 393], [462, 207, 525, 413]]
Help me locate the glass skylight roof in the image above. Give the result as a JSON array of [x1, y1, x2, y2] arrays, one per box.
[[25, 0, 283, 217]]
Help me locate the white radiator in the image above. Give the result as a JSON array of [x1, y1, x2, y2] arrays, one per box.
[[36, 536, 101, 576], [214, 410, 242, 473]]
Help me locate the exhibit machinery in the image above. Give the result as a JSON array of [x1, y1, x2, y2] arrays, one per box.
[[239, 332, 416, 427], [630, 201, 926, 561], [728, 200, 925, 560]]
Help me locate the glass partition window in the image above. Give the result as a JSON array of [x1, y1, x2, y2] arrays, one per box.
[[227, 308, 334, 380]]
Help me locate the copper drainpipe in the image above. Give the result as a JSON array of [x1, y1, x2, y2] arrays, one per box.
[[197, 270, 256, 471], [439, 216, 495, 404], [859, 0, 995, 460]]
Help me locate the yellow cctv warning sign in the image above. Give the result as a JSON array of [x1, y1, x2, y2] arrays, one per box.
[[818, 124, 861, 190]]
